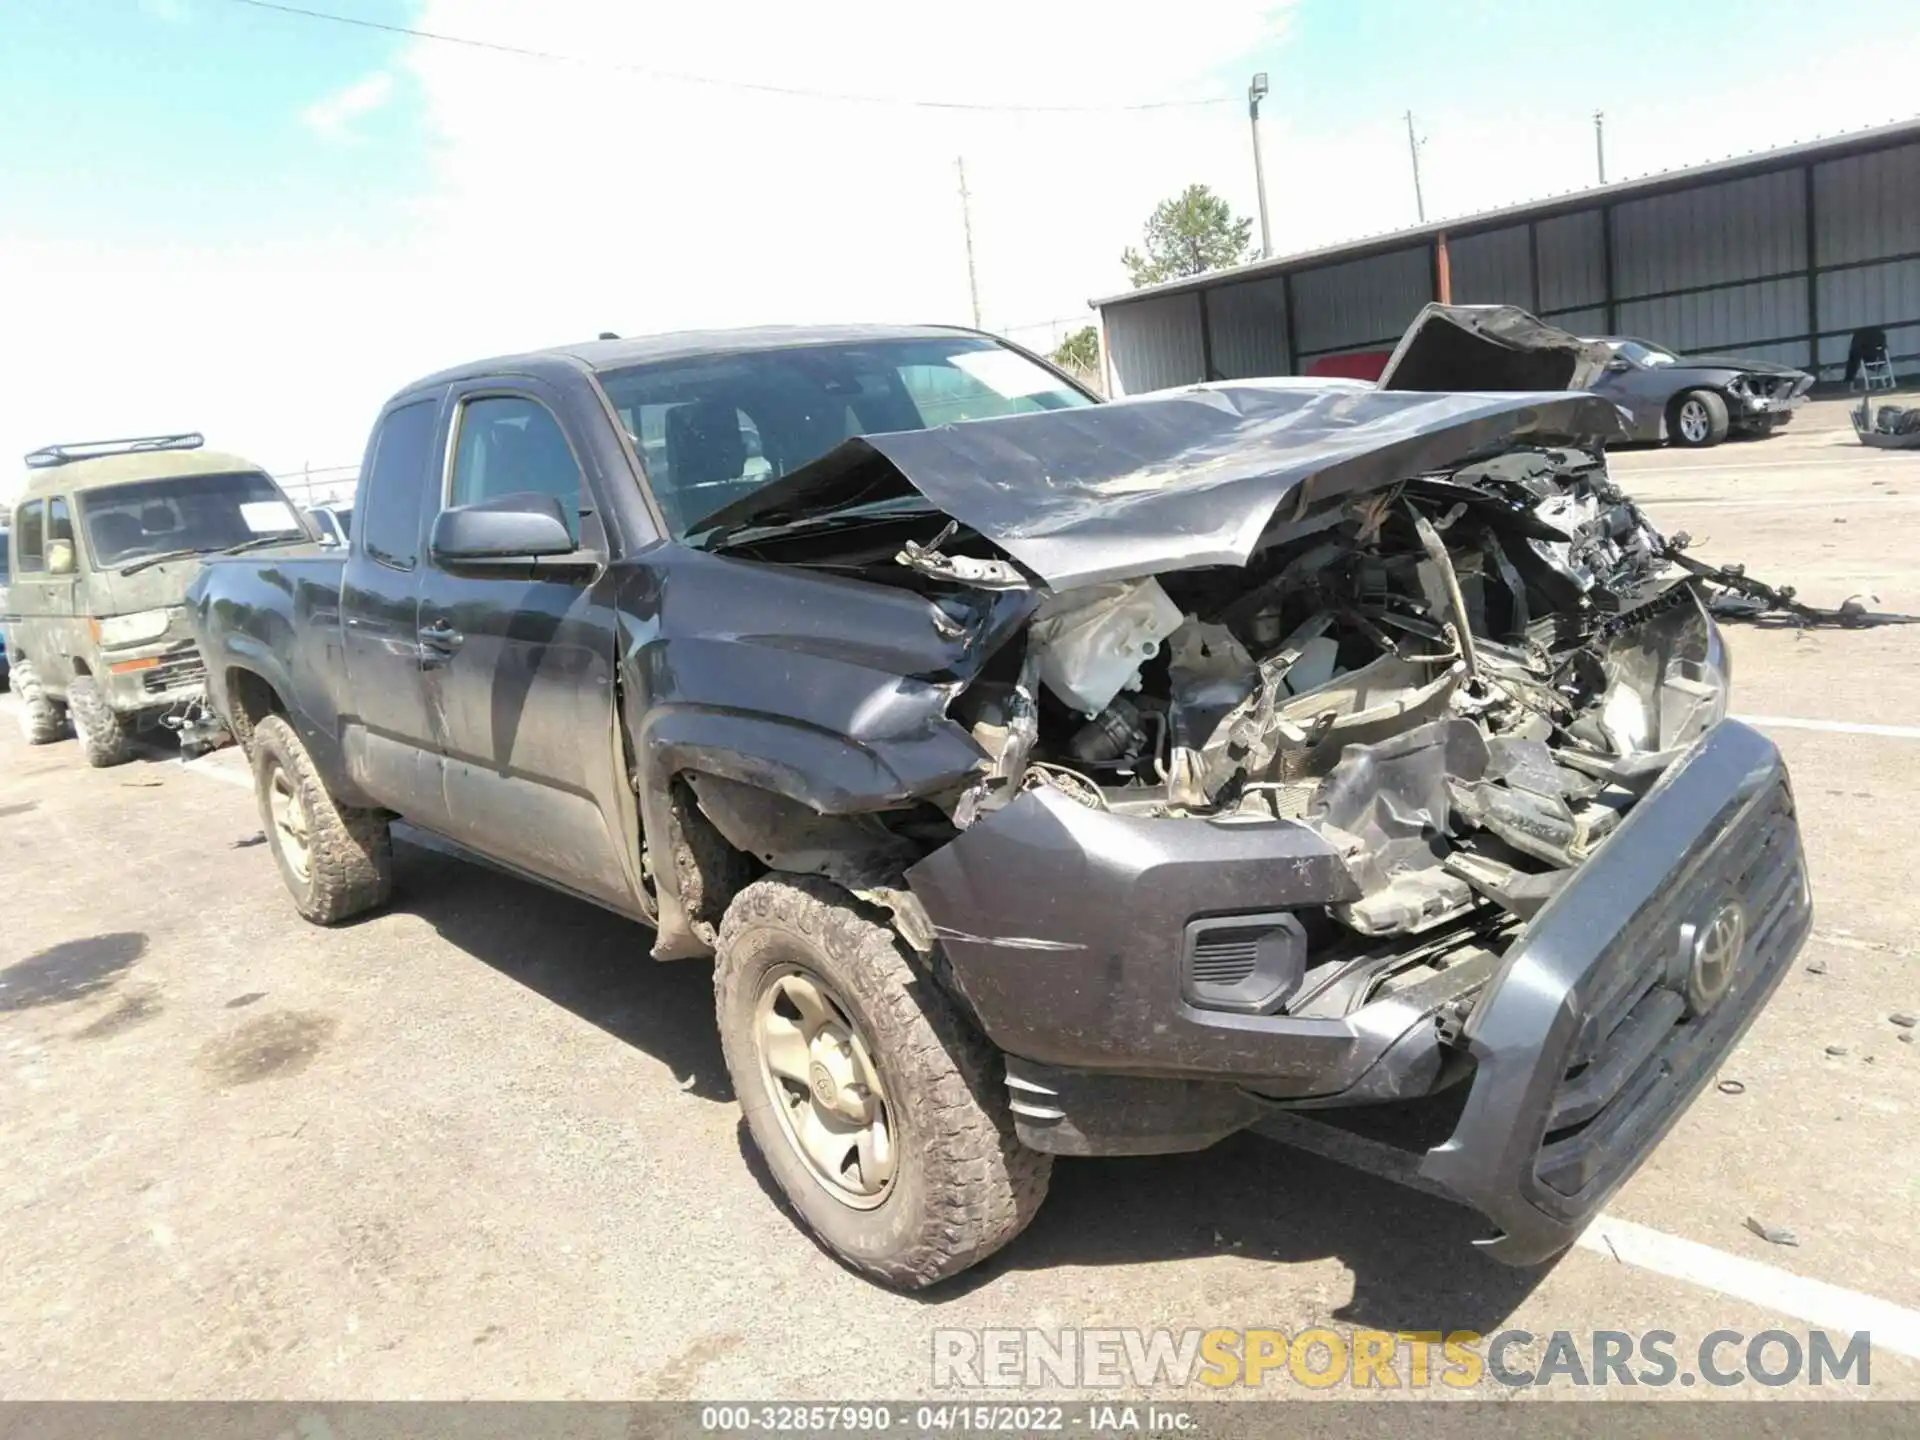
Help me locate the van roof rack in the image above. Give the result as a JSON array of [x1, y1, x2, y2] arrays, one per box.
[[24, 432, 205, 469]]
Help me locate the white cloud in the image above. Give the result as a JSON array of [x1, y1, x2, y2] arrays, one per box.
[[301, 71, 395, 142]]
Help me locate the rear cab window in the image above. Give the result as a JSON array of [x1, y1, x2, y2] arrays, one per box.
[[595, 336, 1091, 537], [356, 400, 441, 571]]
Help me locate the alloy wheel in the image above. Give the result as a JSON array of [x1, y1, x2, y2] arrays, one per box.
[[753, 965, 897, 1209]]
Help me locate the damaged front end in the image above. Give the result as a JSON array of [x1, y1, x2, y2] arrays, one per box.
[[692, 382, 1812, 1261]]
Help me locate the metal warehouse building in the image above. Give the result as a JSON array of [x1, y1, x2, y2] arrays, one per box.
[[1093, 117, 1920, 396]]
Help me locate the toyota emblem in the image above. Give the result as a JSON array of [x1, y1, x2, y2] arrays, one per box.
[[1686, 899, 1746, 1015]]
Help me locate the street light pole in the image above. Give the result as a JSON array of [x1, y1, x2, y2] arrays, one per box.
[[956, 156, 981, 329], [1405, 110, 1426, 223], [1594, 110, 1607, 184], [1248, 73, 1272, 258]]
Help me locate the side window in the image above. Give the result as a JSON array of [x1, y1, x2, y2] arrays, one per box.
[[15, 500, 45, 574], [47, 499, 73, 564], [358, 399, 439, 571], [449, 395, 583, 542]]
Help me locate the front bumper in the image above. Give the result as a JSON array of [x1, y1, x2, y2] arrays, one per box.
[[1732, 377, 1812, 427], [1420, 719, 1807, 1261], [911, 719, 1808, 1260], [97, 639, 209, 714]]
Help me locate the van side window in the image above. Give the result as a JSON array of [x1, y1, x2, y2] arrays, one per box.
[[47, 498, 73, 556], [448, 395, 583, 542], [358, 400, 439, 571], [14, 500, 45, 573]]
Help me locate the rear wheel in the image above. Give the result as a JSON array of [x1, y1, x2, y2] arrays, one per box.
[[12, 660, 68, 746], [715, 875, 1051, 1289], [66, 676, 137, 768], [251, 714, 392, 924], [1670, 389, 1730, 448]]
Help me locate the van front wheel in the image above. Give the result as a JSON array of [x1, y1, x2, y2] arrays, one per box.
[[67, 677, 137, 767]]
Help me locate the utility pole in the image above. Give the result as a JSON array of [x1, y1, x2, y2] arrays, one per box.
[[1404, 110, 1426, 223], [1593, 110, 1607, 184], [956, 157, 981, 330], [1248, 73, 1272, 258]]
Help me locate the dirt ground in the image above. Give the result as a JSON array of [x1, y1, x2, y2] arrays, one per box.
[[2, 397, 1918, 1403]]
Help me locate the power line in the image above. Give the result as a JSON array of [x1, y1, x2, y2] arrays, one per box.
[[224, 0, 1238, 113]]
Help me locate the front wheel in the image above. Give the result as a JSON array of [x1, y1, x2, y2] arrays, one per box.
[[1670, 389, 1730, 448], [251, 714, 393, 924], [11, 660, 66, 746], [715, 875, 1051, 1289], [67, 676, 137, 768]]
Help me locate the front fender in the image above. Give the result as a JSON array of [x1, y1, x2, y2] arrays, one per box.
[[629, 701, 985, 959]]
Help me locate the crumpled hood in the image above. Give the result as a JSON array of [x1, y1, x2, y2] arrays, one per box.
[[1375, 303, 1617, 392], [703, 381, 1623, 589], [1675, 352, 1809, 378]]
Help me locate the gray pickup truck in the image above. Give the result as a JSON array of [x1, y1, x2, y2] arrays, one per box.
[[188, 321, 1810, 1288]]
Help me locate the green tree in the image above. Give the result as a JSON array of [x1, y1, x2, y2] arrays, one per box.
[[1050, 325, 1100, 374], [1121, 184, 1256, 288]]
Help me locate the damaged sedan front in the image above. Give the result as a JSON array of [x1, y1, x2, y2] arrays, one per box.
[[683, 372, 1811, 1268]]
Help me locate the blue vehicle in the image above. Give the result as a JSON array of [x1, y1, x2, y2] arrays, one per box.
[[0, 523, 11, 689]]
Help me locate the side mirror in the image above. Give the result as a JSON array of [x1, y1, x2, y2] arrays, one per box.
[[47, 539, 76, 575], [1605, 356, 1633, 374], [430, 491, 578, 562]]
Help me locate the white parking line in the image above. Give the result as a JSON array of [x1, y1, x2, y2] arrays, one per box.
[[1647, 493, 1919, 510], [1736, 714, 1920, 740], [1257, 1113, 1920, 1360]]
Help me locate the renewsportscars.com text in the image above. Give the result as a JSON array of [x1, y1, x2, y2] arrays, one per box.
[[931, 1327, 1872, 1390]]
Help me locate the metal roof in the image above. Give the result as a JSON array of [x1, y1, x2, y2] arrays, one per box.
[[1092, 114, 1920, 309]]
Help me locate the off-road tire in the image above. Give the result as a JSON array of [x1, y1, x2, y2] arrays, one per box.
[[1670, 388, 1730, 448], [66, 676, 138, 768], [251, 714, 392, 924], [11, 660, 66, 746], [715, 875, 1051, 1289]]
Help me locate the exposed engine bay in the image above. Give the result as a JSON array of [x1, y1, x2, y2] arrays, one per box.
[[943, 442, 1726, 942]]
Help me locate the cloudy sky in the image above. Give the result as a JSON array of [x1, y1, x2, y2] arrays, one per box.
[[3, 0, 1916, 498]]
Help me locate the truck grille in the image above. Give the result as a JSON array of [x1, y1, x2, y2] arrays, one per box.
[[1533, 780, 1805, 1197], [142, 647, 207, 695]]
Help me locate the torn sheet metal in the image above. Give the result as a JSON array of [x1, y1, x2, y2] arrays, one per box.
[[698, 383, 1625, 589]]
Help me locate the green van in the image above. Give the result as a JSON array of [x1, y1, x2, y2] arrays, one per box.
[[7, 433, 306, 766]]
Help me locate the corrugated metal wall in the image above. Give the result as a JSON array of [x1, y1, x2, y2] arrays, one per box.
[[1536, 210, 1606, 318], [1813, 144, 1920, 377], [1449, 225, 1530, 306], [1098, 136, 1920, 391], [1103, 291, 1204, 396], [1204, 275, 1290, 379], [1290, 246, 1432, 359]]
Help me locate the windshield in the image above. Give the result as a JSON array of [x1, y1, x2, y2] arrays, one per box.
[[0, 532, 10, 586], [1616, 339, 1679, 367], [78, 471, 303, 568], [596, 336, 1094, 536]]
